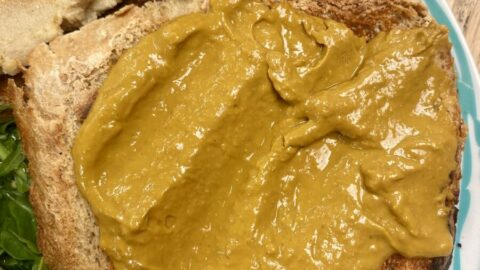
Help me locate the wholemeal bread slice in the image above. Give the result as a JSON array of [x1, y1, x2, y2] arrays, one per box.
[[7, 1, 208, 268], [6, 0, 466, 269]]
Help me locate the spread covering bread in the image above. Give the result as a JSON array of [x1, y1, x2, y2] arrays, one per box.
[[72, 0, 458, 268]]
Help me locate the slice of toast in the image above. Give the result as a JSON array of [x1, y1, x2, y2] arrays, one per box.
[[8, 1, 208, 268], [7, 0, 466, 269]]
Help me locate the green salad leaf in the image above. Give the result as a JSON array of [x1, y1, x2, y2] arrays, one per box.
[[0, 105, 48, 270]]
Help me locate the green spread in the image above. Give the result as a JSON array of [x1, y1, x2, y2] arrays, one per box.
[[72, 0, 458, 269]]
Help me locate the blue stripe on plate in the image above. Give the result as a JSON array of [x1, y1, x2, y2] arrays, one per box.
[[424, 1, 480, 269]]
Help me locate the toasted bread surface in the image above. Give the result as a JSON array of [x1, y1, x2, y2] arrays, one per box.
[[8, 0, 465, 269], [9, 1, 208, 268]]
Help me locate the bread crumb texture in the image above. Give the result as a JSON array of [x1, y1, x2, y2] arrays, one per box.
[[0, 0, 123, 75]]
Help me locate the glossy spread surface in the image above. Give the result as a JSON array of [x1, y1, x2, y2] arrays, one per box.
[[72, 0, 459, 269]]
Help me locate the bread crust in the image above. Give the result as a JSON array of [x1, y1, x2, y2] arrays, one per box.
[[8, 0, 465, 269]]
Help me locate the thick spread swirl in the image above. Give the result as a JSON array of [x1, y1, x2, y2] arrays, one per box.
[[73, 0, 459, 269]]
